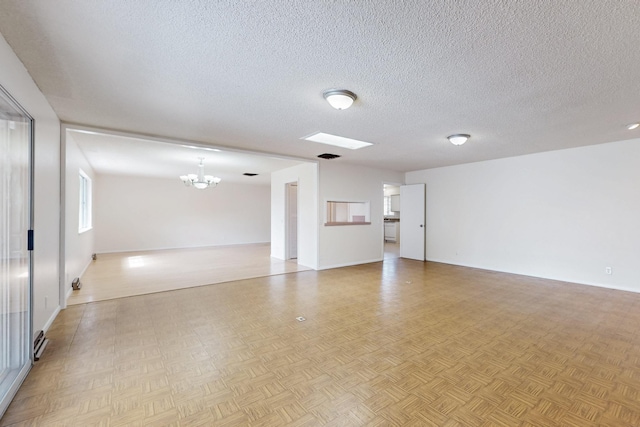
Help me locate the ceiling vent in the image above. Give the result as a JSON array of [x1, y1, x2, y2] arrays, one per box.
[[317, 153, 341, 160], [243, 173, 258, 176]]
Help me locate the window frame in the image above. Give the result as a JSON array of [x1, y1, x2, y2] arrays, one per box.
[[78, 169, 92, 233], [384, 195, 392, 216]]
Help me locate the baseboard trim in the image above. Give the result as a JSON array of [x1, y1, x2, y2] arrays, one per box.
[[42, 305, 61, 334], [96, 242, 270, 255], [425, 257, 639, 294], [65, 284, 73, 302], [79, 257, 92, 277], [318, 258, 383, 270]]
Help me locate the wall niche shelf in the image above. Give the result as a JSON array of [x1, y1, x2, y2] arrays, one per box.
[[325, 200, 370, 226]]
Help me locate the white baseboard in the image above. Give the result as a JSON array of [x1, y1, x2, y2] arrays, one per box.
[[296, 261, 318, 270], [426, 257, 640, 294], [65, 284, 73, 301], [79, 257, 93, 277], [318, 258, 383, 270], [42, 305, 61, 334], [96, 241, 270, 255]]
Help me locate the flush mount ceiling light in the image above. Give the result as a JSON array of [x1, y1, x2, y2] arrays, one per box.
[[180, 157, 221, 189], [323, 89, 357, 110], [628, 123, 640, 130], [302, 132, 373, 150], [447, 134, 471, 146]]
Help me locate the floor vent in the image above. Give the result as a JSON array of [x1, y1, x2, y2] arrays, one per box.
[[33, 330, 49, 361]]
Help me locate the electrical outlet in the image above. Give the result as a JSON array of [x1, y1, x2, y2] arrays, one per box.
[[605, 267, 612, 275]]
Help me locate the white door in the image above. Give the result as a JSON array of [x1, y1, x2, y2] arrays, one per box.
[[400, 183, 425, 260]]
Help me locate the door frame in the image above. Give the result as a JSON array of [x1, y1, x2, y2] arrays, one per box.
[[285, 181, 298, 260], [382, 182, 403, 260], [0, 83, 35, 418]]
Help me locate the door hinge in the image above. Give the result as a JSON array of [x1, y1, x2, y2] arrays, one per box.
[[27, 229, 34, 251]]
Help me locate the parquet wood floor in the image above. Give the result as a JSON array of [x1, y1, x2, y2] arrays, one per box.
[[68, 244, 310, 305], [383, 243, 399, 260], [3, 260, 640, 426]]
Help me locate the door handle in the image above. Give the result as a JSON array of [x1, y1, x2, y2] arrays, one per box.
[[420, 224, 423, 227]]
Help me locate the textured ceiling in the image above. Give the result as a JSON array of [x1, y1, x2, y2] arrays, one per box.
[[1, 1, 639, 172]]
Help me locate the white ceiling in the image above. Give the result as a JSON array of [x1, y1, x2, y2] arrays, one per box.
[[68, 129, 304, 185], [1, 1, 639, 172]]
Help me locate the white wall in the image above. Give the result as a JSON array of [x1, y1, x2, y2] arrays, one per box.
[[271, 163, 318, 269], [318, 162, 404, 269], [64, 132, 95, 290], [94, 174, 271, 253], [406, 138, 640, 293], [0, 33, 61, 332]]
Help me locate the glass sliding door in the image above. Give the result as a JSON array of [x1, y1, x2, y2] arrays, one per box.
[[0, 85, 33, 417]]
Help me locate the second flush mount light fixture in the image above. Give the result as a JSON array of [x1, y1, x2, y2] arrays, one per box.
[[447, 134, 471, 146], [323, 89, 357, 110]]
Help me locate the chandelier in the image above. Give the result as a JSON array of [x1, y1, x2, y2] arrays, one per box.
[[179, 157, 221, 189]]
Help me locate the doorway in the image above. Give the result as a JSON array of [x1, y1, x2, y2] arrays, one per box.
[[383, 183, 401, 260], [285, 182, 298, 260]]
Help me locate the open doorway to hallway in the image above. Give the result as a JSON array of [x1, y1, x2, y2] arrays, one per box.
[[383, 183, 401, 260]]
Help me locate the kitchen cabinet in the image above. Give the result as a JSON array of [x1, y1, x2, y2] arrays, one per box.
[[390, 194, 400, 212], [384, 221, 399, 242]]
